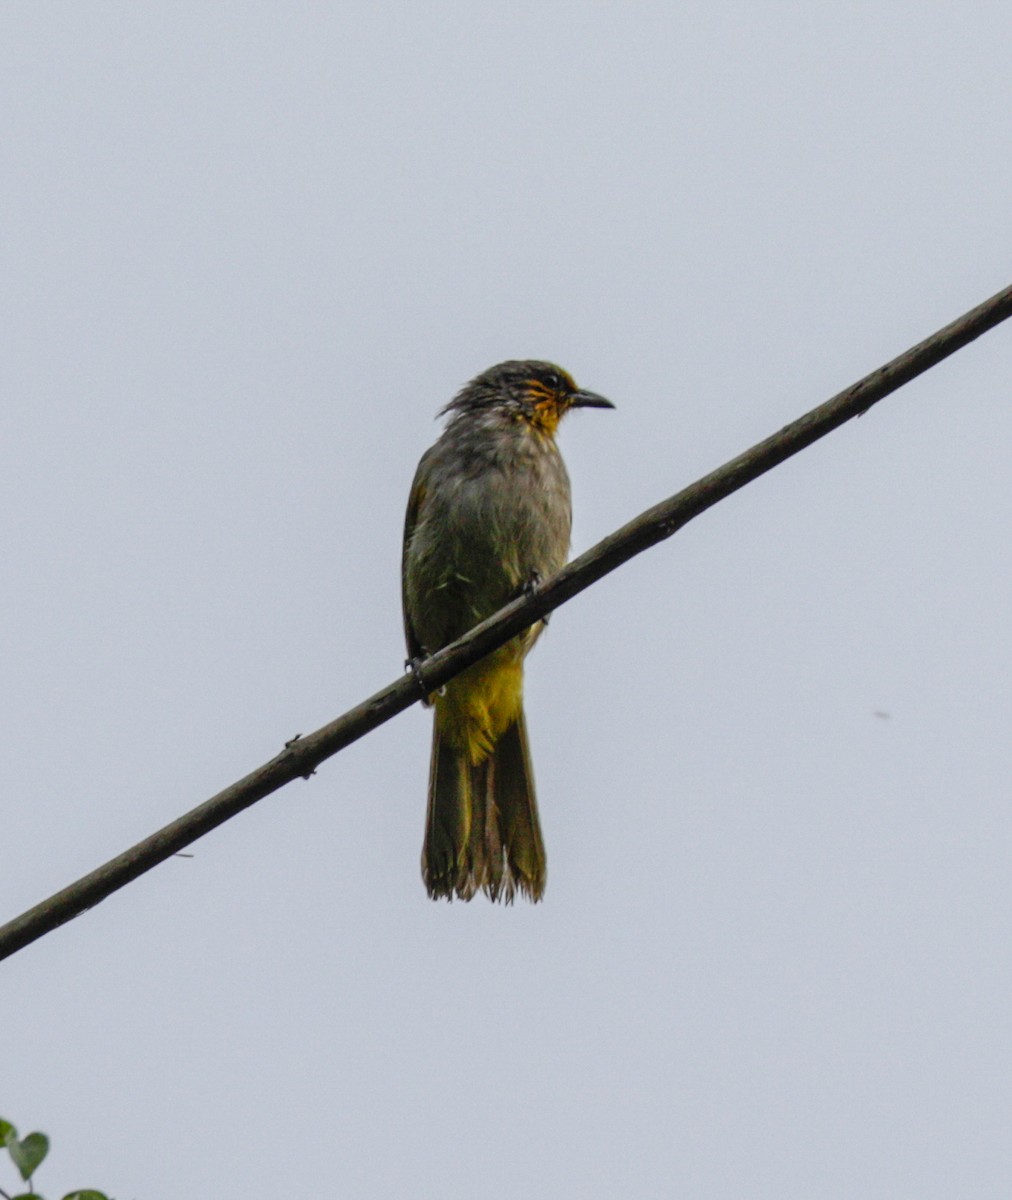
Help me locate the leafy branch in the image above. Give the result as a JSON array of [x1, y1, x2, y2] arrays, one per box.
[[0, 1119, 108, 1200]]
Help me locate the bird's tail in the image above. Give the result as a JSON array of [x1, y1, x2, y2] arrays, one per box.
[[422, 707, 546, 903]]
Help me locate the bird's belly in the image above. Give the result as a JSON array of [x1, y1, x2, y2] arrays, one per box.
[[408, 470, 568, 652]]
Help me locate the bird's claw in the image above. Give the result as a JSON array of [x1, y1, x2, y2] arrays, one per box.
[[523, 570, 550, 624], [406, 657, 432, 705]]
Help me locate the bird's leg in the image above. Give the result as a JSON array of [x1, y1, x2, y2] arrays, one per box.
[[522, 569, 550, 625], [405, 656, 433, 705]]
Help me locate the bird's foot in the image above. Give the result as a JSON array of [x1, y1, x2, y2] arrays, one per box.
[[522, 570, 550, 624], [405, 657, 432, 705]]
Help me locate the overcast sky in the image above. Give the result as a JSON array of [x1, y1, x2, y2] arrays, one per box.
[[4, 3, 1012, 1197]]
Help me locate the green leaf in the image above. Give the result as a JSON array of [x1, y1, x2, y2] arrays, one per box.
[[0, 1119, 17, 1145], [9, 1131, 49, 1180], [11, 1193, 44, 1199], [63, 1192, 110, 1200]]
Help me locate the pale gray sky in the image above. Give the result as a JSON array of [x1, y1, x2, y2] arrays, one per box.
[[4, 3, 1012, 1196]]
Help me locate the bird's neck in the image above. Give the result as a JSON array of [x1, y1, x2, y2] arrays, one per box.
[[521, 399, 562, 438]]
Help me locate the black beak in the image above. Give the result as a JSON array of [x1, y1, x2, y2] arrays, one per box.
[[569, 389, 615, 410]]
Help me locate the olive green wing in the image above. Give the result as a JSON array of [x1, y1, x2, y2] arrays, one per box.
[[401, 468, 427, 663]]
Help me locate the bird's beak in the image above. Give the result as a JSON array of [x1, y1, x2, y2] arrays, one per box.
[[569, 389, 615, 410]]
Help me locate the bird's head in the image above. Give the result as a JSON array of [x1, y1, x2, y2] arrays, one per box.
[[443, 360, 614, 436]]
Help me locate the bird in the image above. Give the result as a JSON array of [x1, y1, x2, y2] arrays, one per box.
[[402, 360, 614, 902]]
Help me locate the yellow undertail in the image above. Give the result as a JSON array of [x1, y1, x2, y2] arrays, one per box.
[[423, 650, 545, 902]]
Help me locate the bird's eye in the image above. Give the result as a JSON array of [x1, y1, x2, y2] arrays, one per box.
[[544, 372, 562, 390]]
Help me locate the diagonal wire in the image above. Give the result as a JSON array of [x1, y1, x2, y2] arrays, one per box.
[[2, 280, 1012, 963]]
